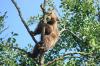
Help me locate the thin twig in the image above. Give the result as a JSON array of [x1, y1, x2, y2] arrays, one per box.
[[2, 11, 7, 18], [46, 52, 91, 66], [0, 11, 8, 34], [11, 0, 38, 44], [60, 28, 87, 51], [60, 28, 82, 42], [0, 27, 9, 34]]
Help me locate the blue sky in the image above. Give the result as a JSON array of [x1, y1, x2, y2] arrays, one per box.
[[0, 0, 61, 48]]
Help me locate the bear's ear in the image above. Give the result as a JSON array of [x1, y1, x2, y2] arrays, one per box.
[[50, 10, 59, 21], [46, 11, 56, 18]]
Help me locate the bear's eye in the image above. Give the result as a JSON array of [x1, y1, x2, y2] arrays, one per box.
[[46, 17, 51, 21]]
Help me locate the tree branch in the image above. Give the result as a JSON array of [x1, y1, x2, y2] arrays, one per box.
[[40, 0, 47, 40], [46, 52, 92, 66], [39, 0, 48, 66], [11, 0, 38, 44], [60, 28, 83, 42]]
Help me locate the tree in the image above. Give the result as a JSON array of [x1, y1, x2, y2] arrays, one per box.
[[0, 0, 100, 66]]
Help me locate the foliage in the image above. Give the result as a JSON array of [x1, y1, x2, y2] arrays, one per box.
[[0, 0, 100, 66], [0, 13, 33, 66], [50, 0, 100, 65], [45, 0, 100, 65]]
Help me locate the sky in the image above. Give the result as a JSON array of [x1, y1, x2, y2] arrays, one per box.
[[0, 0, 61, 49]]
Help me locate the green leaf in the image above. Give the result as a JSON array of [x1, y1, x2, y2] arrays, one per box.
[[7, 38, 11, 43], [13, 33, 18, 36], [12, 38, 16, 43]]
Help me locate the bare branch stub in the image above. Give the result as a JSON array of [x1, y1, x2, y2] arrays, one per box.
[[11, 0, 38, 44]]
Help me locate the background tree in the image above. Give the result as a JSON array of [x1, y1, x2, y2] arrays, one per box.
[[0, 0, 100, 66], [47, 0, 100, 65]]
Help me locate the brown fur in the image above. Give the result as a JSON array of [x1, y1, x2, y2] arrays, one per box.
[[31, 11, 59, 58]]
